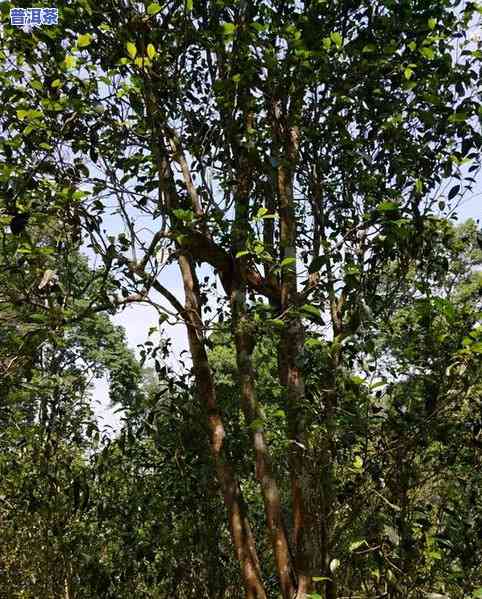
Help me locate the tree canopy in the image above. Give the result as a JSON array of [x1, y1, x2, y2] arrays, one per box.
[[1, 1, 481, 598]]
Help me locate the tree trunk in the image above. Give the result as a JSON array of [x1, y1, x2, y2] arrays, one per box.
[[274, 112, 314, 596], [148, 100, 267, 598], [178, 252, 267, 599], [229, 106, 297, 599], [230, 282, 297, 599]]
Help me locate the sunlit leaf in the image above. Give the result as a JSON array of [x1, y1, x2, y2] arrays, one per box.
[[420, 46, 434, 60], [64, 54, 77, 69], [77, 33, 92, 47], [349, 539, 368, 551], [280, 257, 296, 268], [330, 31, 343, 48], [329, 558, 340, 573], [353, 456, 363, 470], [126, 42, 137, 59], [404, 67, 414, 80], [147, 3, 162, 15]]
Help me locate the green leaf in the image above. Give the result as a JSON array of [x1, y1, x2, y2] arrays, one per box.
[[300, 304, 322, 320], [305, 338, 324, 349], [236, 250, 251, 259], [186, 0, 193, 10], [353, 455, 363, 470], [420, 46, 435, 60], [51, 79, 62, 88], [126, 42, 137, 59], [404, 67, 414, 80], [308, 255, 325, 273], [254, 242, 265, 256], [77, 33, 92, 47], [448, 112, 467, 123], [377, 200, 399, 212], [322, 37, 331, 50], [173, 208, 194, 222], [64, 55, 77, 69], [330, 31, 343, 48], [349, 539, 368, 552], [135, 56, 150, 68], [448, 184, 460, 200], [280, 257, 296, 268], [267, 318, 285, 328], [472, 588, 482, 598], [147, 3, 162, 15], [147, 43, 156, 60], [345, 264, 360, 276], [370, 380, 386, 389], [223, 22, 236, 36], [428, 17, 437, 30], [17, 109, 42, 121], [362, 44, 376, 53], [17, 244, 34, 254]]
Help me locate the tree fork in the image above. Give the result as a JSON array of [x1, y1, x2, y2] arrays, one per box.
[[148, 108, 267, 597]]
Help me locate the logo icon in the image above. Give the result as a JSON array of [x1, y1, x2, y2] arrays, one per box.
[[10, 8, 59, 27]]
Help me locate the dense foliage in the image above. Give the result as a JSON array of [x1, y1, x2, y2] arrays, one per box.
[[1, 1, 481, 598]]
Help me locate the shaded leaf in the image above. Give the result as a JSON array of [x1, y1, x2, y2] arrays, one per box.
[[448, 184, 460, 200]]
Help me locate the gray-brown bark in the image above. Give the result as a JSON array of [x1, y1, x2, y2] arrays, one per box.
[[272, 102, 314, 596], [229, 109, 297, 597], [146, 95, 268, 596], [178, 252, 267, 599]]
